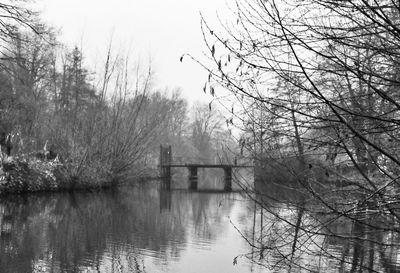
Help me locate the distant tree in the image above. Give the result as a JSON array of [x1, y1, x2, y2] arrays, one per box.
[[57, 47, 97, 138], [189, 103, 225, 162]]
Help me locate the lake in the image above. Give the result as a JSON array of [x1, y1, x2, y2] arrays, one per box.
[[0, 180, 400, 272]]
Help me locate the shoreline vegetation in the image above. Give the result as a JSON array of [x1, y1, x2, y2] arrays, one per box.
[[0, 152, 164, 195], [0, 154, 125, 195]]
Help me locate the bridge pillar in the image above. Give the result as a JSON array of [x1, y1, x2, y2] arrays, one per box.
[[224, 167, 233, 192], [160, 145, 172, 190], [188, 166, 198, 190]]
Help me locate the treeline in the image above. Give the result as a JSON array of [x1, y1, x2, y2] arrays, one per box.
[[0, 6, 235, 188]]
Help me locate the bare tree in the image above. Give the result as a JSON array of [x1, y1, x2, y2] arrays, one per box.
[[189, 102, 225, 162], [0, 1, 41, 58], [199, 0, 400, 271]]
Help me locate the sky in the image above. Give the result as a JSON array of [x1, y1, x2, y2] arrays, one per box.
[[36, 0, 233, 103]]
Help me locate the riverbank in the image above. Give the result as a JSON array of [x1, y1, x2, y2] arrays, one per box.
[[0, 154, 127, 195]]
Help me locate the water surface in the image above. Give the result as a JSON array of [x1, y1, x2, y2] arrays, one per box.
[[0, 183, 264, 273], [2, 181, 400, 272]]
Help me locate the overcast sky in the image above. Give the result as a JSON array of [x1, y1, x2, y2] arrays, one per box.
[[36, 0, 232, 103]]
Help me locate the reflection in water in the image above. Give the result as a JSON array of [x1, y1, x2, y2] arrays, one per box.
[[247, 186, 400, 272], [0, 183, 264, 273], [2, 181, 400, 272]]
